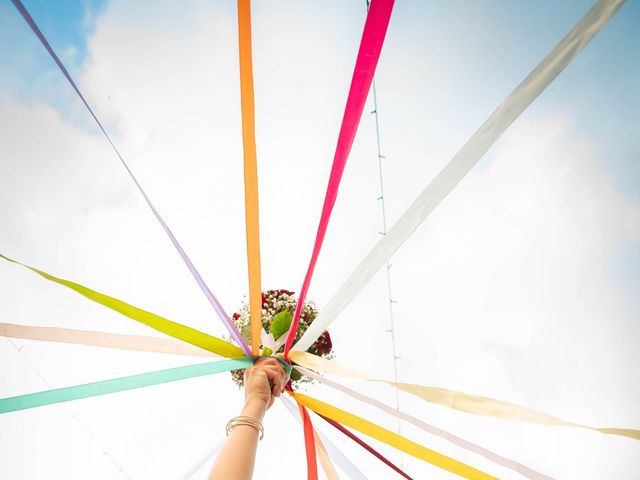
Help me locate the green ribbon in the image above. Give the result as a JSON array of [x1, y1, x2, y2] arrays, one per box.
[[0, 253, 244, 358], [0, 358, 253, 414], [252, 356, 293, 376]]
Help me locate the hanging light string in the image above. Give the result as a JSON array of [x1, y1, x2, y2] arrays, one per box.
[[370, 78, 401, 432], [370, 78, 404, 448], [5, 338, 130, 479], [365, 6, 403, 468], [366, 0, 402, 440]]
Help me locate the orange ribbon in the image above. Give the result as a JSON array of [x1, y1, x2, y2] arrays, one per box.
[[237, 0, 262, 355]]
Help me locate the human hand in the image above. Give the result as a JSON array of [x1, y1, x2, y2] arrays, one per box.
[[243, 357, 290, 411]]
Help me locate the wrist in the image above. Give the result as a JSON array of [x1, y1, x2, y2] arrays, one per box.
[[241, 396, 268, 421]]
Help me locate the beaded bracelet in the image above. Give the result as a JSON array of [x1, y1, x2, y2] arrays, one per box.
[[226, 416, 264, 440]]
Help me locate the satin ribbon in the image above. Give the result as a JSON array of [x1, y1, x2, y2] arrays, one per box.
[[281, 396, 345, 480], [284, 0, 395, 357], [292, 391, 496, 480], [0, 254, 244, 358], [186, 401, 340, 480], [0, 358, 253, 414], [296, 396, 319, 480], [260, 327, 288, 355], [319, 413, 414, 480], [291, 351, 640, 441], [237, 0, 263, 355], [281, 396, 368, 480], [294, 0, 627, 353], [296, 366, 551, 480], [313, 428, 341, 480], [179, 438, 225, 480], [9, 0, 250, 355], [0, 323, 217, 358]]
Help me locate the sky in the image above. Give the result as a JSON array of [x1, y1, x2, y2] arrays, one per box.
[[1, 0, 639, 479]]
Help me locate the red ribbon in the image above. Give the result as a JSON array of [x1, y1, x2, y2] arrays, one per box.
[[284, 0, 395, 357], [320, 413, 414, 480], [298, 401, 319, 480]]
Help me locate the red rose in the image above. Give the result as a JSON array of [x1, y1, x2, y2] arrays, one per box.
[[313, 331, 332, 355]]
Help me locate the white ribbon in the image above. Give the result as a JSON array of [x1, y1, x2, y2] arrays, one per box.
[[260, 328, 289, 353], [180, 439, 224, 479], [294, 0, 626, 352], [280, 396, 369, 480], [296, 366, 551, 480]]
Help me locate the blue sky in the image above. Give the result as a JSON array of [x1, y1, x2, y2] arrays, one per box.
[[3, 0, 638, 168], [1, 1, 639, 478], [388, 0, 640, 194], [0, 0, 640, 223], [7, 0, 637, 194], [2, 0, 105, 63], [0, 0, 105, 112]]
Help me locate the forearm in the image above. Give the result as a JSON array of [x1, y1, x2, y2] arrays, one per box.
[[208, 399, 267, 480]]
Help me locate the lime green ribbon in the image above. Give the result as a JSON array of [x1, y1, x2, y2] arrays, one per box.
[[0, 253, 244, 358], [0, 358, 253, 414], [0, 253, 294, 413]]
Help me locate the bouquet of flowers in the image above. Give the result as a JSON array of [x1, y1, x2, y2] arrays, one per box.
[[229, 289, 333, 388]]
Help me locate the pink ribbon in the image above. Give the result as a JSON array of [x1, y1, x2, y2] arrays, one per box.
[[284, 0, 395, 356]]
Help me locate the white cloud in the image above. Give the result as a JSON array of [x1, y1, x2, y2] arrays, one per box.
[[1, 0, 639, 479], [377, 113, 640, 479]]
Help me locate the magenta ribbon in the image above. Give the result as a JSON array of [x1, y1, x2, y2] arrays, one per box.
[[284, 0, 395, 356], [10, 0, 251, 356]]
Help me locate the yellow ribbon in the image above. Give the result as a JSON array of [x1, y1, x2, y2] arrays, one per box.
[[237, 0, 263, 355], [0, 253, 244, 358], [292, 391, 496, 480], [290, 351, 640, 441]]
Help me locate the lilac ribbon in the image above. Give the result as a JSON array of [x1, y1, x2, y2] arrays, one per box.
[[11, 0, 251, 356]]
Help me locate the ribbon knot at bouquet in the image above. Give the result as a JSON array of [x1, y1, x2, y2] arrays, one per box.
[[1, 0, 638, 479], [229, 289, 333, 388]]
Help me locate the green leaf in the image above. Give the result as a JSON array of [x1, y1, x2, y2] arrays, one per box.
[[240, 323, 251, 343], [269, 311, 293, 340], [290, 369, 302, 381]]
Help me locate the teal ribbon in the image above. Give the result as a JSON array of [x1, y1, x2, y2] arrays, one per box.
[[0, 358, 253, 414], [252, 356, 293, 376]]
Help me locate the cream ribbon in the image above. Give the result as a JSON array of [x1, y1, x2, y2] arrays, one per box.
[[281, 396, 358, 480], [291, 351, 640, 441], [0, 322, 217, 358], [296, 365, 552, 480], [294, 0, 627, 353]]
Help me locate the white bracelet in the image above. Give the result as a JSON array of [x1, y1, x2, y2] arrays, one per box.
[[226, 416, 264, 440]]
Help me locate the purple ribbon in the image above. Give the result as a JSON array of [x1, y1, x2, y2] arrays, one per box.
[[11, 0, 251, 355]]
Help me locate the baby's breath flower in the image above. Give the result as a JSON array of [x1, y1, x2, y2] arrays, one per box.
[[226, 289, 333, 390]]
